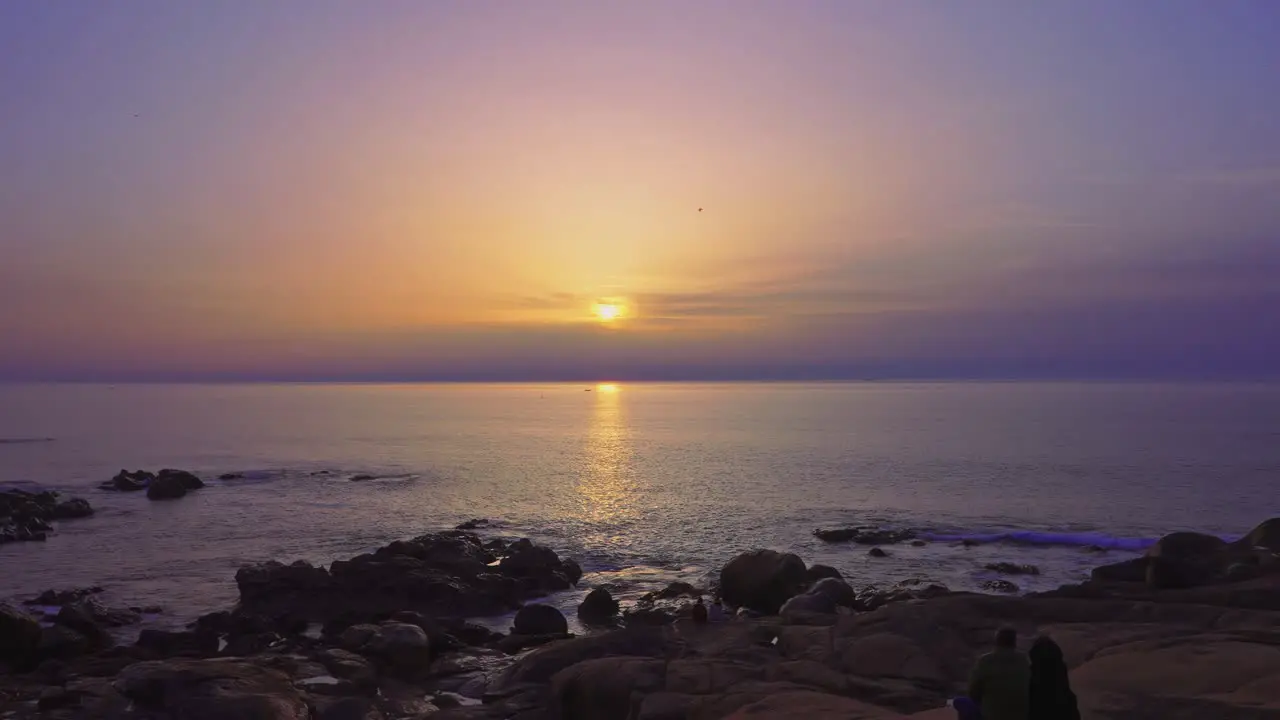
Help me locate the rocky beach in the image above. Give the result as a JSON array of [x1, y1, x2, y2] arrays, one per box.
[[3, 472, 1280, 719]]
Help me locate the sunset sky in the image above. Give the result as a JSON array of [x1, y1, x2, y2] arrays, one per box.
[[2, 2, 1278, 380]]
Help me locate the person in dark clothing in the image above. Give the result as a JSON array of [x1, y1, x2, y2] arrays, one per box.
[[966, 626, 1030, 720], [1028, 635, 1080, 720], [691, 597, 708, 624]]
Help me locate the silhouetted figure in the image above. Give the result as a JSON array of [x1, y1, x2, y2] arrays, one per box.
[[691, 596, 708, 624], [707, 597, 727, 622], [1028, 636, 1080, 720], [966, 627, 1029, 720]]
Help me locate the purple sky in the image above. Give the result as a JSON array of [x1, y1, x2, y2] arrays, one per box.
[[2, 2, 1278, 381]]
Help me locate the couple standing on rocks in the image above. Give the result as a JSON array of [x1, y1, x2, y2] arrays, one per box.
[[956, 627, 1078, 720]]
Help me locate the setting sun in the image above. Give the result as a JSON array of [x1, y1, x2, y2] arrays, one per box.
[[592, 302, 624, 322]]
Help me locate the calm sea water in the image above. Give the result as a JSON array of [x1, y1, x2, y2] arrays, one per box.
[[2, 382, 1278, 631]]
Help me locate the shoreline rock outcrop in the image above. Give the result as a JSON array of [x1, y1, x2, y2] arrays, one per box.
[[3, 518, 1279, 720], [235, 531, 583, 625], [1, 488, 95, 545]]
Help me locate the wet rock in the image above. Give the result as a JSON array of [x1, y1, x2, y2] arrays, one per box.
[[60, 597, 140, 628], [514, 604, 568, 636], [350, 474, 376, 482], [806, 578, 857, 608], [780, 592, 836, 618], [236, 532, 578, 623], [37, 625, 90, 660], [146, 473, 190, 500], [985, 562, 1040, 575], [158, 468, 205, 490], [1, 488, 94, 545], [562, 558, 584, 584], [980, 579, 1019, 594], [136, 628, 219, 658], [54, 598, 132, 650], [114, 657, 310, 719], [317, 648, 378, 690], [315, 696, 384, 720], [341, 622, 432, 678], [0, 604, 44, 671], [623, 582, 703, 626], [219, 472, 245, 480], [1091, 556, 1148, 583], [222, 632, 282, 656], [497, 632, 569, 654], [50, 498, 94, 519], [1224, 563, 1262, 583], [577, 588, 620, 625], [37, 686, 85, 712], [857, 582, 952, 611], [813, 527, 917, 545], [100, 469, 153, 491], [911, 539, 927, 547], [1235, 517, 1280, 553], [868, 547, 889, 558], [456, 518, 490, 530], [803, 565, 843, 585], [24, 586, 103, 606], [720, 549, 808, 614]]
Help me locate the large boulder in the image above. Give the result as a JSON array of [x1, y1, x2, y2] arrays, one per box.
[[146, 474, 189, 500], [1143, 531, 1230, 589], [720, 549, 808, 614], [1091, 557, 1148, 583], [514, 603, 568, 636], [0, 604, 44, 670], [158, 468, 206, 490], [114, 658, 310, 720], [577, 588, 620, 625], [1235, 518, 1280, 553]]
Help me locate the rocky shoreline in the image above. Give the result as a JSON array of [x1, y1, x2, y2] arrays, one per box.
[[2, 471, 1278, 719]]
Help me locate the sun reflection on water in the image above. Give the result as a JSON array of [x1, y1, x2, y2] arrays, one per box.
[[577, 383, 636, 546]]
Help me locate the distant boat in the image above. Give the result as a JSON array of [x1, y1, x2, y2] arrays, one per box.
[[584, 388, 592, 392]]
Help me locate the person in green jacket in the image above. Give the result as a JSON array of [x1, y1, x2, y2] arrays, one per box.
[[966, 627, 1030, 720]]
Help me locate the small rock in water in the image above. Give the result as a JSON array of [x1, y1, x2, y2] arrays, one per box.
[[25, 587, 104, 606], [981, 579, 1020, 594], [218, 472, 245, 480], [814, 527, 917, 545], [868, 547, 889, 558], [456, 518, 490, 530], [984, 562, 1041, 576], [349, 474, 375, 482], [911, 539, 927, 547]]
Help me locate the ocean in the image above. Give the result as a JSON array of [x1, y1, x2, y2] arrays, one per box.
[[2, 382, 1278, 631]]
